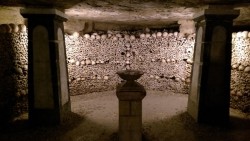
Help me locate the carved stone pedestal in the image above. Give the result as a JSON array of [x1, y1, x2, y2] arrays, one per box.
[[116, 70, 146, 141]]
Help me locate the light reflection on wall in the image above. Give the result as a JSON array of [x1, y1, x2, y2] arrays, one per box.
[[232, 31, 250, 65]]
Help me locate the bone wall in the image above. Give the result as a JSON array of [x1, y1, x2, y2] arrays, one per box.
[[0, 24, 28, 121], [65, 30, 195, 95], [231, 31, 250, 112], [66, 29, 250, 113], [0, 25, 249, 118]]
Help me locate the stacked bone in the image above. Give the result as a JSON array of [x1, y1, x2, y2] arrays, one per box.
[[132, 31, 194, 92], [0, 24, 28, 117], [65, 31, 119, 95], [65, 29, 195, 95], [0, 25, 248, 113], [231, 31, 250, 112]]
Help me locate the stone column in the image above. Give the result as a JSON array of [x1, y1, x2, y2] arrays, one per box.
[[21, 8, 71, 125], [116, 70, 146, 141], [187, 5, 239, 125]]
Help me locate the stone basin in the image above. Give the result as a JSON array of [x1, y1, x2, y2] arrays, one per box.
[[116, 70, 144, 81]]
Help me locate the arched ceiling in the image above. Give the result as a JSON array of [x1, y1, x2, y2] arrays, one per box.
[[0, 0, 249, 32]]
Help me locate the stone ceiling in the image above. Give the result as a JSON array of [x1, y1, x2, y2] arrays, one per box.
[[65, 0, 204, 25], [0, 0, 249, 32]]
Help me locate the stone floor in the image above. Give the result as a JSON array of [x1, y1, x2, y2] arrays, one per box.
[[0, 90, 250, 141]]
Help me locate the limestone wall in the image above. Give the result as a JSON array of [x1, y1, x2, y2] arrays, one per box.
[[65, 30, 195, 95], [231, 31, 250, 112], [0, 6, 25, 25], [0, 24, 28, 121]]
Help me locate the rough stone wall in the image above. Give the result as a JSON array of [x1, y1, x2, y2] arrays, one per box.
[[65, 30, 195, 95], [231, 31, 250, 112], [0, 6, 25, 25], [0, 24, 28, 122]]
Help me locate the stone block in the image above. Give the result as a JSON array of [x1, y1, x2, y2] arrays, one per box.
[[119, 116, 141, 131], [130, 131, 142, 141], [117, 92, 146, 101], [131, 101, 142, 116], [119, 101, 130, 116], [119, 130, 141, 141], [119, 132, 130, 141]]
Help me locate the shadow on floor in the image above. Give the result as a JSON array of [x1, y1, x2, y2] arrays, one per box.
[[0, 111, 250, 141], [0, 112, 114, 141], [142, 111, 250, 141]]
